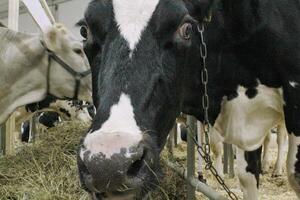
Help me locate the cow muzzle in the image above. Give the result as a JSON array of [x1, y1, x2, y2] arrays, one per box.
[[78, 132, 160, 199]]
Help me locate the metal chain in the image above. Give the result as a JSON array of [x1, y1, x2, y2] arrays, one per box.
[[183, 23, 238, 200]]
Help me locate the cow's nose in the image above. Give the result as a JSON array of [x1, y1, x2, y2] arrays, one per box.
[[79, 132, 145, 192]]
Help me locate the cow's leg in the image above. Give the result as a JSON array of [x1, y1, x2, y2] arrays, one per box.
[[287, 133, 300, 198], [273, 123, 287, 177], [283, 86, 300, 198], [262, 132, 272, 173], [236, 146, 262, 200], [210, 128, 224, 177]]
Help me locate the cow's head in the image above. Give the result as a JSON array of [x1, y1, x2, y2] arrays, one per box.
[[77, 0, 213, 199], [43, 23, 92, 102]]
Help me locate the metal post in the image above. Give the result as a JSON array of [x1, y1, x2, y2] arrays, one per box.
[[8, 0, 19, 31], [174, 122, 178, 147], [223, 143, 229, 175], [197, 121, 203, 176], [187, 115, 196, 200], [4, 0, 19, 156], [165, 160, 227, 200], [0, 125, 5, 156]]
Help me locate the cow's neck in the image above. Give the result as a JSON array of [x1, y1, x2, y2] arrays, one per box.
[[0, 43, 47, 125], [222, 0, 267, 40]]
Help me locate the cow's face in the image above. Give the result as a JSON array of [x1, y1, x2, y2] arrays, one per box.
[[77, 0, 211, 199]]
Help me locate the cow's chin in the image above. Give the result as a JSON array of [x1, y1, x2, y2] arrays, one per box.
[[90, 190, 148, 200], [87, 177, 157, 200]]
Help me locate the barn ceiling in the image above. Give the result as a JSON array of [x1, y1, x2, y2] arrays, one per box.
[[0, 0, 72, 19]]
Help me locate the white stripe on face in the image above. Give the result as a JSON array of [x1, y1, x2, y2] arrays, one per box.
[[113, 0, 159, 52], [82, 93, 142, 159]]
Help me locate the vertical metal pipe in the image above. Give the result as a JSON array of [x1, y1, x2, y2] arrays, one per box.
[[223, 143, 229, 174], [197, 121, 203, 174], [8, 0, 19, 31], [0, 125, 4, 156], [187, 115, 196, 200]]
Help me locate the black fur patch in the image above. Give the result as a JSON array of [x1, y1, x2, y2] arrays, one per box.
[[245, 88, 258, 99], [59, 108, 71, 118], [244, 146, 262, 188]]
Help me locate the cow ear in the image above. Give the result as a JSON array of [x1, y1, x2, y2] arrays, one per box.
[[185, 0, 214, 21], [43, 25, 65, 51]]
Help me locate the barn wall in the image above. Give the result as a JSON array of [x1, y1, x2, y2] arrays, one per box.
[[0, 0, 89, 38]]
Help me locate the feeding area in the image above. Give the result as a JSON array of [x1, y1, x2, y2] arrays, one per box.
[[0, 121, 295, 200], [1, 0, 300, 200]]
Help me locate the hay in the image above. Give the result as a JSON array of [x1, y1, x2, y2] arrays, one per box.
[[150, 152, 186, 200], [0, 121, 186, 200], [0, 121, 89, 200], [2, 120, 295, 200]]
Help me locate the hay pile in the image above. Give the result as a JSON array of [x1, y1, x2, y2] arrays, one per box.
[[0, 122, 186, 200], [2, 120, 293, 200], [150, 152, 186, 200], [0, 121, 89, 200]]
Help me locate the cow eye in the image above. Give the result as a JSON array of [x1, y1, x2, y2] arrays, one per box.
[[80, 26, 88, 39], [179, 23, 193, 40], [74, 48, 83, 55]]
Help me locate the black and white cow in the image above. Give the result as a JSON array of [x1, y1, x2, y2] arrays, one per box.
[[76, 0, 210, 199], [76, 0, 300, 199], [198, 1, 300, 199], [20, 112, 60, 142], [20, 95, 95, 142]]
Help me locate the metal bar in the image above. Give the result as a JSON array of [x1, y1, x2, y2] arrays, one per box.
[[187, 115, 196, 200], [174, 122, 178, 146], [40, 0, 56, 23], [223, 143, 229, 174], [165, 160, 228, 200], [197, 121, 203, 173], [0, 0, 71, 19], [0, 125, 4, 156]]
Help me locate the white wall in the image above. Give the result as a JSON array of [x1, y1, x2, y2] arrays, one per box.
[[57, 0, 89, 38], [0, 0, 89, 39]]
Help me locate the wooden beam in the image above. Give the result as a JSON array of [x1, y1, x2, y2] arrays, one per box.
[[5, 0, 19, 156]]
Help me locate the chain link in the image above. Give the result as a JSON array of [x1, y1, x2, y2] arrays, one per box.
[[182, 23, 239, 200]]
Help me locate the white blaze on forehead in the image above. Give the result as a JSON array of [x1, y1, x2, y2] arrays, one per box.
[[82, 93, 142, 159], [113, 0, 159, 51]]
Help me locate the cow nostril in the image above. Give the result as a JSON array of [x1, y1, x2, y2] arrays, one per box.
[[127, 149, 147, 177]]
